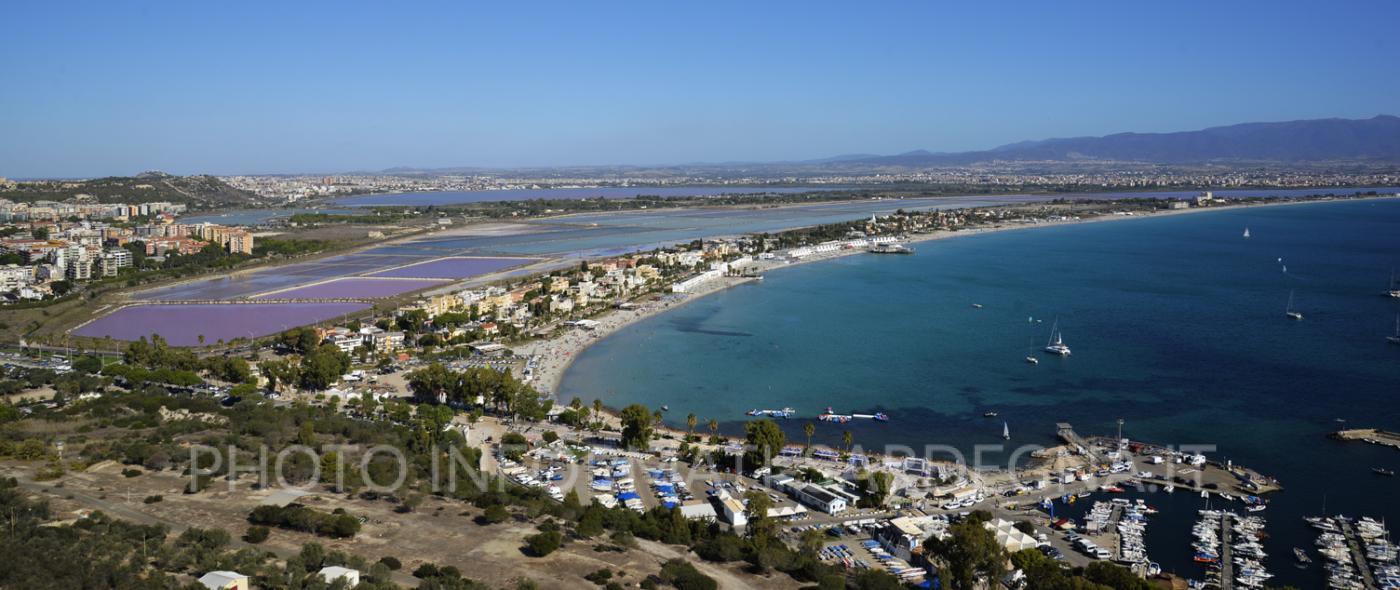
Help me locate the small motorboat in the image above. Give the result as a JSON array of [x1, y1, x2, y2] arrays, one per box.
[[983, 411, 998, 418], [1293, 547, 1312, 564]]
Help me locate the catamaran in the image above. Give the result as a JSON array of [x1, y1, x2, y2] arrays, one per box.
[[1285, 290, 1303, 321], [1043, 319, 1071, 355]]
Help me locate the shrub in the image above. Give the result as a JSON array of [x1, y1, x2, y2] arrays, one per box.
[[585, 568, 613, 585], [478, 504, 510, 525], [659, 559, 716, 590], [525, 530, 562, 557], [243, 525, 270, 544], [378, 556, 402, 570], [247, 504, 361, 538], [142, 495, 162, 504]]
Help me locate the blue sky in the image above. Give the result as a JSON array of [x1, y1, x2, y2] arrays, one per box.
[[3, 1, 1399, 177]]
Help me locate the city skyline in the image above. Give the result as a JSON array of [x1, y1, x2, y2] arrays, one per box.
[[4, 1, 1400, 177]]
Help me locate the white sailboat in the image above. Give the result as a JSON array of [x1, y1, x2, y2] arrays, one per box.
[[1389, 314, 1400, 345], [1285, 290, 1303, 321], [1388, 269, 1400, 298], [1043, 319, 1071, 355], [1002, 421, 1010, 440], [1243, 227, 1251, 239]]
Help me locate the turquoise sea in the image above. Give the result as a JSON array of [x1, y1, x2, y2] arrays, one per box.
[[560, 198, 1400, 587]]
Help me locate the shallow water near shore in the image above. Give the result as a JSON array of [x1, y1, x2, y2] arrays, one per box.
[[561, 198, 1400, 588]]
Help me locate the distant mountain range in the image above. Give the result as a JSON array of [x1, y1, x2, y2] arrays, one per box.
[[366, 115, 1400, 178], [824, 115, 1400, 166]]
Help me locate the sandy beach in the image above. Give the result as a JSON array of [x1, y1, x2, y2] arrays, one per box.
[[517, 194, 1400, 400]]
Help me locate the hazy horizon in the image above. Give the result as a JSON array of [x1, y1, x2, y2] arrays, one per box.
[[4, 1, 1399, 178]]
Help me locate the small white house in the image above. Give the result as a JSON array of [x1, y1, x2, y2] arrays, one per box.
[[678, 500, 718, 522], [197, 571, 248, 590], [719, 495, 747, 527], [319, 565, 360, 587], [795, 484, 848, 514]]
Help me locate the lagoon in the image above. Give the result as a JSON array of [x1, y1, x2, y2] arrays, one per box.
[[72, 302, 370, 346]]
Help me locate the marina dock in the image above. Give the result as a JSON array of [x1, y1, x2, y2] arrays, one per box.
[[1339, 520, 1381, 590], [1219, 512, 1235, 590]]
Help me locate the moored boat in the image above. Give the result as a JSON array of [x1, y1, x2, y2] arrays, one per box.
[[1043, 319, 1071, 356]]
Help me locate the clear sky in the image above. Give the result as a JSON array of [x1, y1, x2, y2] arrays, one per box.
[[3, 0, 1399, 178]]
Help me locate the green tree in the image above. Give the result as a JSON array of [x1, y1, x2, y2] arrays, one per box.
[[858, 470, 894, 508], [803, 422, 815, 451], [298, 343, 350, 390], [742, 490, 774, 542], [923, 518, 1007, 590], [744, 419, 785, 468], [842, 430, 854, 453], [619, 404, 654, 450]]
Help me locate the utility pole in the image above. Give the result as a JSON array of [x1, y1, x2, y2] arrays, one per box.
[[1116, 418, 1125, 442]]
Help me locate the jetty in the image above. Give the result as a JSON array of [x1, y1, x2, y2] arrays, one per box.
[[1219, 512, 1235, 590], [1056, 422, 1100, 462], [1339, 520, 1381, 590], [1332, 428, 1400, 451]]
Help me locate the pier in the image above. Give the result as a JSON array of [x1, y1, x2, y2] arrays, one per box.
[[1219, 513, 1234, 590], [1332, 428, 1400, 451], [1339, 520, 1381, 590], [1056, 422, 1100, 462]]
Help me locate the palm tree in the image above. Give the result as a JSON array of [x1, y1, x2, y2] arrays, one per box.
[[592, 399, 604, 429], [577, 406, 591, 432], [804, 422, 816, 451], [842, 430, 853, 453], [686, 413, 698, 438], [708, 419, 719, 441]]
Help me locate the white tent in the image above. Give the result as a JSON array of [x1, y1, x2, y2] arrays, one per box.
[[985, 518, 1039, 553]]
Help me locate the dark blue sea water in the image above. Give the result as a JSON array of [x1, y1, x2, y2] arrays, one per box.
[[560, 198, 1400, 588]]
